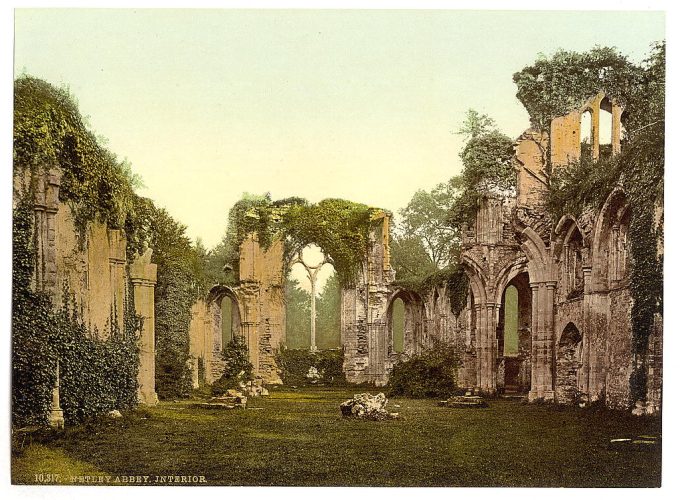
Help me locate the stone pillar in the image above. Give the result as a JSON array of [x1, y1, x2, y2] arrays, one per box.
[[32, 168, 61, 293], [580, 266, 593, 396], [108, 230, 127, 334], [130, 249, 158, 405], [612, 104, 623, 155], [473, 303, 483, 392], [529, 281, 556, 401], [478, 302, 498, 394], [48, 360, 65, 430], [592, 103, 600, 161], [190, 356, 199, 389]]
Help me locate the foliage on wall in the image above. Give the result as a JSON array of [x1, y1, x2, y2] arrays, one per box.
[[448, 111, 516, 226], [219, 194, 384, 286], [127, 195, 208, 399], [521, 43, 665, 403], [14, 76, 208, 405], [14, 76, 142, 236], [12, 199, 141, 427]]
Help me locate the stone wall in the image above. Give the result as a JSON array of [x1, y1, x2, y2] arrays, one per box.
[[188, 233, 285, 386], [14, 167, 158, 405], [458, 93, 662, 414], [342, 213, 394, 384]]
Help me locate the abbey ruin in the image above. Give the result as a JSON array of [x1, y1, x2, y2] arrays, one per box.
[[183, 93, 662, 415], [14, 86, 662, 424]]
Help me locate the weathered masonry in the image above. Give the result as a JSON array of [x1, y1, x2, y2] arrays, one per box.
[[13, 168, 159, 406], [187, 93, 661, 415], [187, 211, 403, 388], [189, 235, 286, 385], [456, 93, 661, 414]]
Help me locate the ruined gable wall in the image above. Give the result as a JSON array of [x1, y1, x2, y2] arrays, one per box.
[[238, 234, 285, 384], [342, 215, 394, 385], [15, 167, 158, 404]]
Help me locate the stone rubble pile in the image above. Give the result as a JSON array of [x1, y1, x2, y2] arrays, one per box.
[[192, 389, 247, 410], [340, 393, 399, 420], [241, 378, 270, 397], [438, 395, 488, 408]]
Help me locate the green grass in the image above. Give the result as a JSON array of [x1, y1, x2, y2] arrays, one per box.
[[12, 388, 661, 487]]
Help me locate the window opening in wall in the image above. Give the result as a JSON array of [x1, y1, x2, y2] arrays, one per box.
[[221, 298, 233, 345], [392, 297, 405, 353], [286, 244, 339, 351], [599, 98, 614, 158], [580, 110, 593, 158], [503, 285, 518, 357]]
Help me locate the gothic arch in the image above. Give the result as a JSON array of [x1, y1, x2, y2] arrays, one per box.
[[555, 322, 584, 404], [554, 216, 587, 300], [492, 256, 529, 305], [520, 226, 556, 284], [461, 254, 488, 304], [591, 187, 631, 291], [385, 288, 426, 356]]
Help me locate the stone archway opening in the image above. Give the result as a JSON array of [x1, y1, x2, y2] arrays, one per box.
[[386, 290, 425, 358], [286, 244, 340, 351], [219, 293, 242, 347], [497, 272, 532, 394], [556, 322, 583, 404]]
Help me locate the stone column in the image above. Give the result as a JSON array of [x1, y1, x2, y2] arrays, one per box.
[[130, 249, 158, 405], [474, 303, 484, 393], [108, 230, 126, 334], [612, 104, 623, 155], [48, 360, 65, 430], [31, 168, 61, 293], [478, 302, 498, 394], [580, 266, 593, 396], [44, 169, 61, 294], [529, 281, 556, 401], [529, 283, 540, 396]]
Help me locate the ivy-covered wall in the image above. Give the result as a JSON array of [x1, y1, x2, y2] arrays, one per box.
[[12, 197, 141, 427], [13, 76, 210, 428]]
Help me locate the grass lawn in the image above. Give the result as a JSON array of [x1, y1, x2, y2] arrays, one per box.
[[12, 387, 662, 487]]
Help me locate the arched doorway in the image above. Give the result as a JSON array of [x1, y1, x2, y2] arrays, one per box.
[[220, 294, 241, 346], [497, 272, 532, 394], [386, 290, 425, 357], [556, 323, 583, 404], [205, 285, 243, 383]]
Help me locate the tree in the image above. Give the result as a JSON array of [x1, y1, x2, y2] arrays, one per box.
[[128, 197, 207, 399], [397, 177, 463, 272], [315, 272, 341, 349], [456, 108, 497, 140], [448, 113, 516, 226], [285, 277, 311, 349], [390, 234, 438, 282]]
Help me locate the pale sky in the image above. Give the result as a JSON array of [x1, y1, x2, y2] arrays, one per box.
[[14, 9, 664, 254]]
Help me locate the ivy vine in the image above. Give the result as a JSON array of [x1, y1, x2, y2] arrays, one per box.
[[12, 199, 141, 427], [224, 195, 384, 286], [520, 43, 664, 404]]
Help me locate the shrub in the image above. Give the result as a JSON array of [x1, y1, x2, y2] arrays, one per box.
[[387, 341, 461, 398], [276, 348, 345, 386], [211, 336, 253, 395]]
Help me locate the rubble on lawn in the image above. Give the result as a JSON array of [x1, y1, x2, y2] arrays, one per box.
[[340, 393, 399, 420], [438, 395, 488, 408]]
